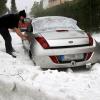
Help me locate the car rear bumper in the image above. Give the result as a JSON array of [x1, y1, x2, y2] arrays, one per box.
[[31, 40, 100, 68], [33, 51, 98, 68]]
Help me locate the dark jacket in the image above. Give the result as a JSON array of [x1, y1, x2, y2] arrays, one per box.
[[0, 14, 20, 29]]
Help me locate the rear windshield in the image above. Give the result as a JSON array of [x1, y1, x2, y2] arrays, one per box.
[[32, 16, 81, 33]]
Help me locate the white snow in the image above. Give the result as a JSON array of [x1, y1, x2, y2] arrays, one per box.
[[32, 16, 81, 33], [0, 32, 100, 100]]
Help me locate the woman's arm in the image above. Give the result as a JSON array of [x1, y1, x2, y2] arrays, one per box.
[[13, 27, 28, 40]]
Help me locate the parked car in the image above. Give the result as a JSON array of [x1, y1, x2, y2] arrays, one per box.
[[21, 16, 100, 69]]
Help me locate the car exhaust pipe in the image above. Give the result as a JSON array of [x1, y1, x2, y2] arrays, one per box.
[[86, 63, 92, 69]]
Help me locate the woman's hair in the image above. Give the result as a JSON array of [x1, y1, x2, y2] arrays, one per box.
[[19, 10, 26, 18]]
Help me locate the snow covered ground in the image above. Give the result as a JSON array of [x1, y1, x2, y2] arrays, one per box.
[[0, 32, 100, 100]]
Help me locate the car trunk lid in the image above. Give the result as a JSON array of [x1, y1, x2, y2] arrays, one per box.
[[40, 30, 89, 47], [41, 30, 87, 39]]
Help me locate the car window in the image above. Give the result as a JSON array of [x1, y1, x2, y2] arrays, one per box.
[[32, 16, 81, 33]]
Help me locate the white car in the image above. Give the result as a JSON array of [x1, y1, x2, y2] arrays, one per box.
[[22, 16, 100, 69]]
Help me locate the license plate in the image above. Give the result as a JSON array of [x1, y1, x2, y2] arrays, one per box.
[[58, 54, 84, 61]]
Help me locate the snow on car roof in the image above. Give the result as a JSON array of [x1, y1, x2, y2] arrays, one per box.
[[33, 16, 77, 23], [32, 16, 81, 32]]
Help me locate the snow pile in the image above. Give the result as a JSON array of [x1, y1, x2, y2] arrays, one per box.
[[0, 32, 100, 100]]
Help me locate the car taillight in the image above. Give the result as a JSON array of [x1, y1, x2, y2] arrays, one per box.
[[49, 56, 59, 64], [84, 52, 92, 60], [35, 36, 49, 49], [87, 33, 93, 46], [35, 36, 59, 63]]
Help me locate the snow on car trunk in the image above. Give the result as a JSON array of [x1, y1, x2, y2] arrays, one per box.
[[40, 30, 89, 47], [41, 30, 88, 39]]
